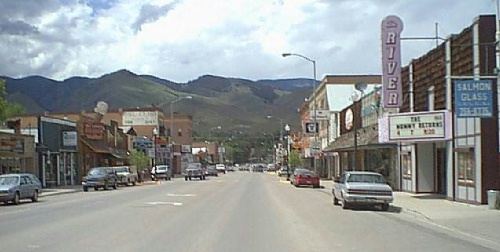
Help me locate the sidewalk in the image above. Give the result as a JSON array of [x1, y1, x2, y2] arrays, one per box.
[[40, 180, 160, 197], [319, 179, 500, 246]]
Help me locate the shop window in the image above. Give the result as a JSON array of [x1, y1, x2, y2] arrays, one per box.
[[402, 154, 411, 179], [457, 151, 474, 185]]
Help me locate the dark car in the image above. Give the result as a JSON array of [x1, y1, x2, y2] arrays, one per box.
[[0, 173, 42, 205], [184, 163, 206, 181], [205, 165, 218, 176], [292, 168, 320, 188], [82, 167, 119, 192]]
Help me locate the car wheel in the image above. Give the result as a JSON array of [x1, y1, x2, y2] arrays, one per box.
[[185, 176, 188, 181], [83, 186, 88, 192], [13, 192, 20, 205], [112, 182, 117, 189], [104, 182, 109, 190], [31, 190, 39, 202], [381, 203, 389, 211], [132, 181, 136, 186], [189, 176, 192, 181], [94, 186, 99, 191], [341, 199, 349, 210]]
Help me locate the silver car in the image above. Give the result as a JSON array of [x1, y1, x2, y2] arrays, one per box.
[[0, 173, 42, 205], [332, 171, 393, 211]]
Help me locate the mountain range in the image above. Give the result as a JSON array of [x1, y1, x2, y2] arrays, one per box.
[[2, 69, 314, 138]]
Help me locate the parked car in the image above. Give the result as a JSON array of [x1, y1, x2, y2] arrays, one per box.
[[216, 163, 226, 174], [113, 166, 138, 186], [226, 166, 235, 172], [151, 165, 171, 181], [332, 171, 393, 211], [293, 169, 320, 188], [82, 167, 119, 192], [0, 173, 42, 205], [267, 163, 276, 172], [184, 163, 206, 181], [205, 165, 218, 176]]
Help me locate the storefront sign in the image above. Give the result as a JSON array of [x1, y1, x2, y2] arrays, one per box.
[[454, 80, 493, 118], [381, 15, 403, 108], [0, 136, 24, 153], [83, 121, 104, 139], [123, 111, 158, 126], [62, 131, 77, 146], [388, 111, 452, 142]]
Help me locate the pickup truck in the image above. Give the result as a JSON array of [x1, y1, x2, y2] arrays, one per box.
[[184, 163, 206, 181], [113, 166, 138, 186]]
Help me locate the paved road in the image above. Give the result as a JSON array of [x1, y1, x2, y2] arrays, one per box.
[[0, 172, 498, 252]]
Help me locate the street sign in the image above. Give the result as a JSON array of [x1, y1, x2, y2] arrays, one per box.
[[310, 110, 329, 120], [305, 122, 318, 134]]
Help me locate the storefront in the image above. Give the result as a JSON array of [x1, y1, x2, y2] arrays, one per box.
[[0, 132, 36, 175], [38, 116, 78, 187]]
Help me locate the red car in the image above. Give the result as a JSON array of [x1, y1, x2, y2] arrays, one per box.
[[293, 169, 320, 188]]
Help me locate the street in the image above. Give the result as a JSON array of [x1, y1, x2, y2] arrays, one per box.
[[0, 172, 498, 252]]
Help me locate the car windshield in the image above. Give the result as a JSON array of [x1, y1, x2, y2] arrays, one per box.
[[114, 167, 129, 173], [347, 174, 386, 184], [88, 168, 107, 176], [0, 176, 19, 185], [156, 166, 167, 171]]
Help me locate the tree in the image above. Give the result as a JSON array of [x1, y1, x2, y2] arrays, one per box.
[[128, 150, 150, 182], [288, 149, 302, 173], [0, 79, 25, 124]]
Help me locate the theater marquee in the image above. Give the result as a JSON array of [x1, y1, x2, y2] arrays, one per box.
[[379, 111, 452, 142]]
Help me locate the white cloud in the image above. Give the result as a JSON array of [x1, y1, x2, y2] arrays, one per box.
[[0, 0, 497, 83]]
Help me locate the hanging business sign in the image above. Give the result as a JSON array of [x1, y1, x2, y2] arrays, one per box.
[[381, 15, 403, 108], [387, 111, 452, 142], [454, 80, 493, 118]]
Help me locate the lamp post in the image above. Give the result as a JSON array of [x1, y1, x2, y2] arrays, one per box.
[[351, 91, 361, 170], [152, 127, 158, 180], [169, 95, 192, 175], [282, 53, 317, 173], [284, 124, 291, 178]]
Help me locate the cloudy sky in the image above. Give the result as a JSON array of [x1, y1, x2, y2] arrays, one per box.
[[0, 0, 496, 83]]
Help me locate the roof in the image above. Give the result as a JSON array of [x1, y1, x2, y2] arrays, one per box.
[[323, 124, 396, 152]]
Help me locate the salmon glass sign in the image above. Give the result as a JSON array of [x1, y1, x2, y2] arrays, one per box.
[[381, 15, 403, 108]]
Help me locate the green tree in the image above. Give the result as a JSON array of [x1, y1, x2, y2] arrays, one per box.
[[0, 79, 25, 124], [288, 149, 302, 173], [128, 150, 150, 182]]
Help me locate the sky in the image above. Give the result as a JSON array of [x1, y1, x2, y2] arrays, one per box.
[[0, 0, 497, 84]]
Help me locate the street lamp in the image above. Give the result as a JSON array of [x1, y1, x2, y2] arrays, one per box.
[[169, 95, 192, 175], [282, 53, 318, 173], [351, 91, 361, 171], [284, 124, 291, 178], [152, 127, 158, 180]]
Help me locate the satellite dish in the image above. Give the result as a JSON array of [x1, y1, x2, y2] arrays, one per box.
[[355, 82, 368, 92], [94, 101, 109, 115]]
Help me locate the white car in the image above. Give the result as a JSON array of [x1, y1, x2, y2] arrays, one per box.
[[277, 167, 289, 177], [216, 164, 226, 174], [113, 166, 138, 186], [151, 165, 172, 181], [332, 171, 393, 211]]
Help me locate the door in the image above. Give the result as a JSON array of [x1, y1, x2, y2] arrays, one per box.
[[436, 148, 446, 195]]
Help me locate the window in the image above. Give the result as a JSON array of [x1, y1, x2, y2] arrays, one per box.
[[457, 151, 474, 185]]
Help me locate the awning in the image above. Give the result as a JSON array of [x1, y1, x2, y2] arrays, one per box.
[[82, 139, 111, 153], [324, 125, 397, 152], [111, 148, 129, 159]]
